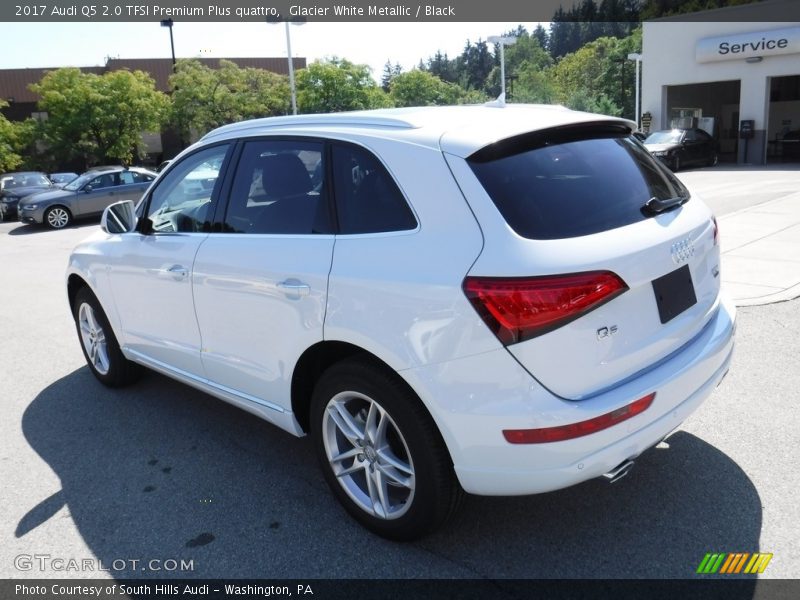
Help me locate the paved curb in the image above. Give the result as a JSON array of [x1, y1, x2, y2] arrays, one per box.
[[717, 190, 800, 308]]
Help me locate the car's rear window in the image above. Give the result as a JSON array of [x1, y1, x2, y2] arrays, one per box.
[[468, 127, 689, 240]]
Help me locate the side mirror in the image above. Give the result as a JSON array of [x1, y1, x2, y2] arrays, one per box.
[[101, 200, 138, 234], [83, 185, 93, 193]]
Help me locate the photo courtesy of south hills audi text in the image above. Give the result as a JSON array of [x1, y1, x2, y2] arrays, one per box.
[[15, 583, 315, 597]]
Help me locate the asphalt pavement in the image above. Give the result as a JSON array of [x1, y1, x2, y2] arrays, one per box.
[[1, 165, 798, 582]]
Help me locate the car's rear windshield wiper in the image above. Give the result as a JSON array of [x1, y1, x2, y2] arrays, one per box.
[[641, 195, 687, 215]]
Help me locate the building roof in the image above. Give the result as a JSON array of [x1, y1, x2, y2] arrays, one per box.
[[0, 57, 305, 105], [652, 0, 800, 21]]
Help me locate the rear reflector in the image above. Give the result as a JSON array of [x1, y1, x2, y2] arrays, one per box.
[[503, 393, 656, 444], [463, 271, 628, 345]]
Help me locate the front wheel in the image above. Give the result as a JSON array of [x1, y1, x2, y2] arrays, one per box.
[[73, 287, 141, 387], [45, 205, 72, 229], [310, 358, 463, 541], [672, 155, 681, 172]]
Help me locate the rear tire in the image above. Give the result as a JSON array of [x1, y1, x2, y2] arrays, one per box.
[[310, 357, 464, 541], [73, 287, 141, 387], [45, 205, 72, 229]]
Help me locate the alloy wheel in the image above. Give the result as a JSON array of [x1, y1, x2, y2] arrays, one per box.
[[47, 207, 70, 229], [78, 302, 110, 375], [322, 391, 415, 520]]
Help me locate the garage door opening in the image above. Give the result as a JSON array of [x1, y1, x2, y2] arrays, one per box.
[[767, 75, 800, 164], [665, 80, 741, 164]]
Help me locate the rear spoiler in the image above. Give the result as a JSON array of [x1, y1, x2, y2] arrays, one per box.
[[468, 120, 636, 163]]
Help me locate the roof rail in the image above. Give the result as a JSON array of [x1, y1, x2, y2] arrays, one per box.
[[201, 112, 417, 141]]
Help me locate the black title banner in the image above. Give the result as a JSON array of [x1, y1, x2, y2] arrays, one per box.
[[2, 0, 800, 22], [5, 578, 799, 600]]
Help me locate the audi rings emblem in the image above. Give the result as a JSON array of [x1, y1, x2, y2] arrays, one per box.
[[670, 238, 695, 264]]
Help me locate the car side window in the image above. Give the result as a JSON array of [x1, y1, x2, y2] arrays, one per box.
[[223, 140, 329, 234], [684, 130, 697, 142], [88, 173, 115, 189], [119, 171, 151, 185], [696, 129, 712, 141], [331, 143, 417, 234], [145, 144, 230, 233]]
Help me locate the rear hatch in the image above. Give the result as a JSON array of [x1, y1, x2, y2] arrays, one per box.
[[451, 123, 721, 400]]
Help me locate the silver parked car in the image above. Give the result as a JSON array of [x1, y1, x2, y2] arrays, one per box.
[[19, 167, 156, 229]]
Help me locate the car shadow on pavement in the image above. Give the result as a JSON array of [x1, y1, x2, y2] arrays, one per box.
[[21, 367, 762, 581], [7, 222, 97, 236]]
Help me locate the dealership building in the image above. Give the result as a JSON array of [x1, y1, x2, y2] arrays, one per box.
[[642, 0, 800, 164]]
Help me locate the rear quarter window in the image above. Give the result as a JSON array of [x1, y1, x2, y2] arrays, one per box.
[[468, 129, 688, 240]]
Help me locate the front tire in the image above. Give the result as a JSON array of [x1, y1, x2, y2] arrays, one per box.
[[45, 205, 72, 229], [310, 358, 463, 541], [73, 287, 141, 387], [672, 155, 681, 172]]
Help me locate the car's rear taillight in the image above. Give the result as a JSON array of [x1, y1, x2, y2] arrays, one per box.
[[503, 392, 656, 444], [463, 271, 628, 345]]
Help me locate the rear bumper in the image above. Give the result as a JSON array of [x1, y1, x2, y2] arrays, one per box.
[[402, 295, 736, 496]]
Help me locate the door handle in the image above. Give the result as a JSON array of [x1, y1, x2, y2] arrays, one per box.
[[162, 264, 189, 281], [277, 279, 310, 297]]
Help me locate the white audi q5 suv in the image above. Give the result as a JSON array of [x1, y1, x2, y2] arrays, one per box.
[[66, 104, 735, 540]]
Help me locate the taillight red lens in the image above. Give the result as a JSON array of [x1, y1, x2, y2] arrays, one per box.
[[503, 392, 656, 444], [463, 271, 628, 345]]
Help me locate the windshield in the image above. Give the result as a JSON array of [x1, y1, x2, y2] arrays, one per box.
[[63, 173, 95, 192], [51, 173, 77, 184], [645, 130, 683, 144], [0, 172, 50, 189]]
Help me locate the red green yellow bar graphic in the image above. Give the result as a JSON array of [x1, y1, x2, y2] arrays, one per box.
[[696, 552, 773, 574]]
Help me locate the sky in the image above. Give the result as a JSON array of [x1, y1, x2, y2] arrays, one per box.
[[0, 21, 542, 82]]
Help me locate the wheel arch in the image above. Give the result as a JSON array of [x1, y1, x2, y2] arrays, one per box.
[[291, 341, 441, 441], [66, 271, 125, 350], [67, 273, 90, 311]]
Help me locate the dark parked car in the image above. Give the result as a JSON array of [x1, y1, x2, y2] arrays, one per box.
[[781, 130, 800, 159], [85, 165, 124, 172], [49, 172, 79, 187], [0, 171, 54, 221], [18, 167, 156, 229], [644, 128, 718, 171]]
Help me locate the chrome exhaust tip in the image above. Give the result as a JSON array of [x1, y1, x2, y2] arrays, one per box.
[[602, 460, 635, 483]]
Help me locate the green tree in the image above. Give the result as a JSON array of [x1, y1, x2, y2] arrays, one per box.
[[486, 29, 553, 98], [390, 70, 475, 107], [426, 51, 458, 84], [30, 68, 168, 167], [548, 30, 642, 117], [457, 40, 495, 92], [0, 101, 25, 172], [296, 58, 389, 113], [380, 60, 403, 92], [511, 65, 557, 104], [169, 59, 290, 140]]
